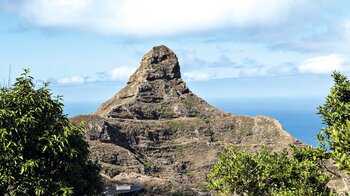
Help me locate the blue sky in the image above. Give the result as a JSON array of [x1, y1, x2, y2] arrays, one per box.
[[0, 0, 349, 104]]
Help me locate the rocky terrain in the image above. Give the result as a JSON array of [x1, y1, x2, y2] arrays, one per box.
[[71, 45, 348, 195]]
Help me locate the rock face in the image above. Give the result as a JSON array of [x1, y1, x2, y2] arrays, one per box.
[[94, 45, 225, 120], [71, 45, 345, 194]]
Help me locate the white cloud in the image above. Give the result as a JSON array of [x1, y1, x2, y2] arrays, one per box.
[[185, 54, 350, 81], [183, 72, 211, 81], [298, 54, 349, 74], [7, 0, 312, 37], [54, 66, 135, 85], [57, 75, 86, 84], [104, 66, 135, 81]]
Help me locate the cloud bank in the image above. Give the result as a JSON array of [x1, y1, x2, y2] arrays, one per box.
[[181, 53, 350, 81], [4, 0, 313, 37], [298, 54, 349, 74], [53, 65, 135, 85], [47, 53, 349, 84]]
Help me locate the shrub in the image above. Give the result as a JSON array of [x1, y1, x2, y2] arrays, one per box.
[[0, 69, 103, 195], [207, 146, 332, 195]]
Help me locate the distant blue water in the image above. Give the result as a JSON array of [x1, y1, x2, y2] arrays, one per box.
[[208, 98, 323, 147], [64, 102, 100, 117], [64, 97, 324, 147]]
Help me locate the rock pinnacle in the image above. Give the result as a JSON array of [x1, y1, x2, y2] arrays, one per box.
[[128, 45, 181, 83], [94, 45, 227, 119]]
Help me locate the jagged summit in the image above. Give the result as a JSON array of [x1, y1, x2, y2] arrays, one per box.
[[94, 45, 227, 119], [128, 45, 181, 83]]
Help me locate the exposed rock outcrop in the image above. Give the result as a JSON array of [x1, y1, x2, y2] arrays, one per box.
[[71, 45, 347, 195], [94, 45, 226, 120]]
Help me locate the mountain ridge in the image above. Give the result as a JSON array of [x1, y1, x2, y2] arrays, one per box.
[[71, 45, 346, 194]]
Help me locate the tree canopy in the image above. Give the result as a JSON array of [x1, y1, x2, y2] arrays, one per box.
[[207, 71, 350, 195], [318, 71, 350, 173], [0, 69, 103, 195], [207, 146, 332, 195]]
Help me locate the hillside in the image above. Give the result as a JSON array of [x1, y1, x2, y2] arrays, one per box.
[[71, 45, 346, 194]]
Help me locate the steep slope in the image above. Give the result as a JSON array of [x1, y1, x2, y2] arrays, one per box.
[[94, 45, 226, 120], [71, 45, 346, 194]]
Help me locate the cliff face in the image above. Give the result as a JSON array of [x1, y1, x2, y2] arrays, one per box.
[[94, 45, 226, 120], [71, 45, 319, 194]]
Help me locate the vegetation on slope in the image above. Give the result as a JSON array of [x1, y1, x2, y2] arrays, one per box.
[[208, 71, 350, 195]]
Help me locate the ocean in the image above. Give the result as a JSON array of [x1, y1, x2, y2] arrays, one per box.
[[207, 98, 323, 147], [64, 97, 324, 147]]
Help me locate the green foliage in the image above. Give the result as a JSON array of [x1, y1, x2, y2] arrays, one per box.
[[318, 71, 350, 173], [207, 146, 332, 195], [0, 69, 103, 195]]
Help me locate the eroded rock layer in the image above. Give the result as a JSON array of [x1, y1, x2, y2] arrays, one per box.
[[94, 45, 226, 120], [71, 45, 347, 195]]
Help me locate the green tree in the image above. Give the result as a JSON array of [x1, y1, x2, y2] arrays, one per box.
[[0, 69, 103, 195], [207, 146, 332, 195], [318, 71, 350, 173]]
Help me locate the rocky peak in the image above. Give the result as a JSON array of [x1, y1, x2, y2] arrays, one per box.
[[94, 45, 227, 119], [128, 45, 181, 83]]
